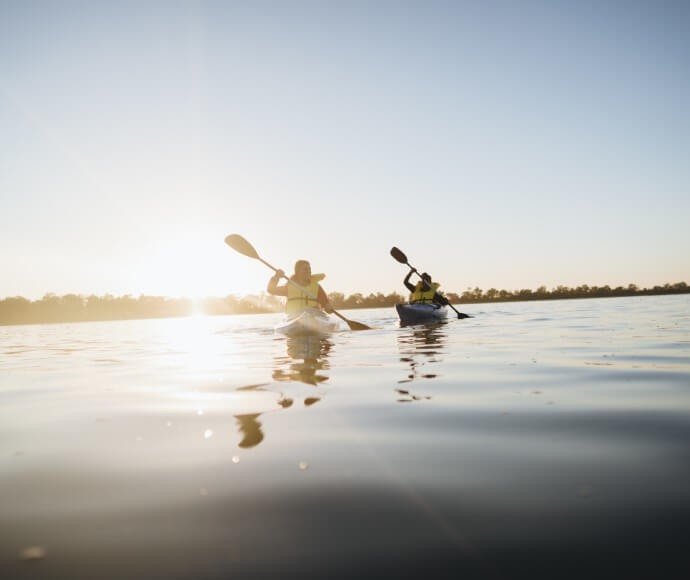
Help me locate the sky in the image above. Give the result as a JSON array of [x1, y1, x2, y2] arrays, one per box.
[[1, 0, 688, 300]]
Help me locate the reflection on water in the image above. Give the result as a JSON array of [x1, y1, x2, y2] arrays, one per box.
[[235, 413, 263, 448], [396, 322, 448, 399], [230, 335, 333, 449], [272, 335, 333, 386]]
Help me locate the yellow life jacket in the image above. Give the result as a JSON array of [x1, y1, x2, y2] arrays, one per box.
[[286, 274, 325, 313], [410, 281, 440, 304]]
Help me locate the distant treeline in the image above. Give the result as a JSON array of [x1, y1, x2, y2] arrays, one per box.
[[1, 282, 688, 326], [441, 281, 690, 304], [327, 282, 689, 308], [0, 293, 284, 326]]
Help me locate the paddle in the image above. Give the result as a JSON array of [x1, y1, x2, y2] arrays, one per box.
[[390, 246, 471, 319], [225, 234, 371, 331]]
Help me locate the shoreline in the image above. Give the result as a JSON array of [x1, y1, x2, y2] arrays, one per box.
[[1, 289, 688, 327]]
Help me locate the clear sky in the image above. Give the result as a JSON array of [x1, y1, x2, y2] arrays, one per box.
[[1, 0, 688, 300]]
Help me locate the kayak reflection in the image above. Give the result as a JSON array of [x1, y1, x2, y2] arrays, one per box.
[[396, 321, 447, 397], [272, 335, 333, 386]]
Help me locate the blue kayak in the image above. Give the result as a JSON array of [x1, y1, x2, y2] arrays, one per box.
[[395, 303, 448, 324]]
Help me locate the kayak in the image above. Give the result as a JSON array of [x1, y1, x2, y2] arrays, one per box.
[[395, 303, 448, 324], [274, 308, 339, 336]]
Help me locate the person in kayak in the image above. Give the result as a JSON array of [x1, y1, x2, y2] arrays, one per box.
[[404, 271, 449, 306], [267, 260, 334, 314]]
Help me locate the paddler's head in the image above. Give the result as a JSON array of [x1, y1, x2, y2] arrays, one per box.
[[293, 260, 312, 284], [421, 272, 432, 290]]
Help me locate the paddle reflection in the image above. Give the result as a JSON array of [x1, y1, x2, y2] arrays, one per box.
[[230, 383, 294, 450], [230, 336, 333, 450], [235, 413, 264, 448], [396, 322, 448, 399]]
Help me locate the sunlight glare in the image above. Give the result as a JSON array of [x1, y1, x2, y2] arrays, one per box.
[[130, 235, 262, 298], [162, 316, 233, 376]]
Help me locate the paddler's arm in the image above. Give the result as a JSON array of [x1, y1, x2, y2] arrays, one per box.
[[433, 292, 449, 306], [317, 286, 333, 313], [403, 270, 416, 293], [267, 270, 287, 296]]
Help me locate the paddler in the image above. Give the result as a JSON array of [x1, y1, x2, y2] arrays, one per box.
[[403, 271, 449, 306], [267, 260, 334, 314]]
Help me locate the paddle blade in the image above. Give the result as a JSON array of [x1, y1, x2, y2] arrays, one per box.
[[390, 247, 408, 264], [345, 319, 371, 331], [333, 310, 371, 331], [225, 234, 259, 259]]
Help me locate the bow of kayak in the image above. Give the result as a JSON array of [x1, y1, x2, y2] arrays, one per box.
[[274, 308, 340, 336], [395, 303, 448, 324]]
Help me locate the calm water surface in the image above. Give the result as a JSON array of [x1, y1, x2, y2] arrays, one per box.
[[2, 296, 690, 579]]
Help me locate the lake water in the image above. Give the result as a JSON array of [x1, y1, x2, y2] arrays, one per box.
[[2, 295, 690, 579]]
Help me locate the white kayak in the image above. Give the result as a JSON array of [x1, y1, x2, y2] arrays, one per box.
[[274, 308, 340, 336]]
